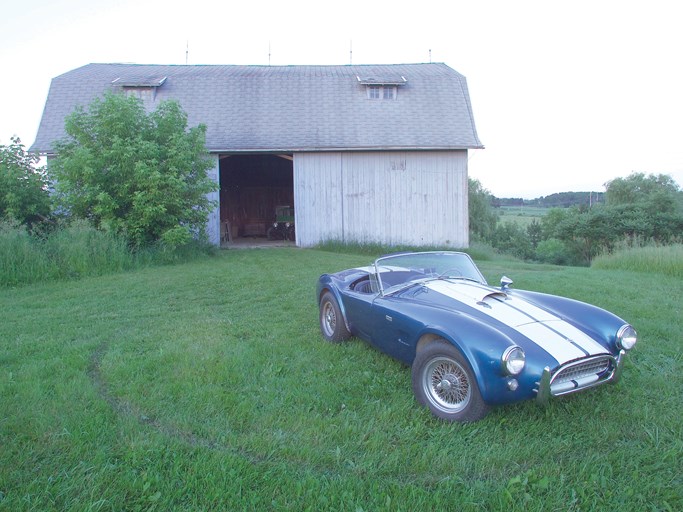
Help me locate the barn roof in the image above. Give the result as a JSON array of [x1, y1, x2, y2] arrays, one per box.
[[31, 62, 483, 154]]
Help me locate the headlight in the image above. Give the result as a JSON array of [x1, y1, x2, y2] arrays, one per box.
[[502, 346, 526, 375], [617, 325, 637, 350]]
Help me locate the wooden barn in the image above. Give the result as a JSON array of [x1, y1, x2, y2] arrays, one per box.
[[31, 63, 483, 247]]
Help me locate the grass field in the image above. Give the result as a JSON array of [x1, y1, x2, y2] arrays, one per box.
[[496, 206, 548, 228], [1, 248, 681, 510]]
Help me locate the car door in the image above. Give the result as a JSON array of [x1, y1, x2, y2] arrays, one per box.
[[341, 289, 376, 341], [369, 295, 419, 364]]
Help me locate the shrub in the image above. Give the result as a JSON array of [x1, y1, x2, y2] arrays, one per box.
[[535, 238, 572, 265], [51, 92, 217, 249], [490, 222, 534, 260], [0, 137, 51, 226], [469, 178, 498, 241]]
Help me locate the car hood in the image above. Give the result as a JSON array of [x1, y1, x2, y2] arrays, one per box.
[[425, 280, 609, 365]]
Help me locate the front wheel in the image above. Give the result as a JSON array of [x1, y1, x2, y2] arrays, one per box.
[[319, 291, 351, 342], [411, 339, 489, 422]]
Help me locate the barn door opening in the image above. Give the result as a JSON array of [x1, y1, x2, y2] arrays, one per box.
[[219, 154, 294, 245]]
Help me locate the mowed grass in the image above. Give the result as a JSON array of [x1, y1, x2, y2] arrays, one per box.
[[1, 248, 681, 511]]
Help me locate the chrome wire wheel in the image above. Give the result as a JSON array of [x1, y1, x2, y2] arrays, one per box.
[[412, 340, 489, 422], [321, 300, 337, 338], [318, 291, 351, 342], [422, 356, 472, 413]]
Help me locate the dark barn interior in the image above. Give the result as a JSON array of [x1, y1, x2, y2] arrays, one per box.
[[219, 154, 294, 242]]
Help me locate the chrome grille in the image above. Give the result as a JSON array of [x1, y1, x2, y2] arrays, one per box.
[[536, 352, 625, 403], [553, 356, 613, 385]]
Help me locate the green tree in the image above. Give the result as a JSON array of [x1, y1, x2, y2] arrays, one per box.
[[468, 178, 498, 241], [605, 172, 680, 206], [51, 93, 217, 248], [526, 219, 542, 249], [0, 137, 51, 226], [605, 172, 682, 243]]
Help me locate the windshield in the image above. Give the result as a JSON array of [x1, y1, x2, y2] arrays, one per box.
[[372, 252, 486, 294]]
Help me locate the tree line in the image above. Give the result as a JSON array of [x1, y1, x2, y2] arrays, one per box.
[[494, 191, 605, 208], [470, 173, 683, 265]]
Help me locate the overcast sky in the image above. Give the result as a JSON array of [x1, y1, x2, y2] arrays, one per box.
[[2, 0, 681, 198]]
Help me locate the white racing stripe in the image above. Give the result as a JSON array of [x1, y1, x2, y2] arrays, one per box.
[[426, 280, 607, 364]]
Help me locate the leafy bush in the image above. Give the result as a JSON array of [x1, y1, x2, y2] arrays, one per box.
[[535, 238, 572, 265], [468, 178, 498, 241], [51, 92, 217, 249], [0, 137, 50, 226], [490, 221, 534, 260]]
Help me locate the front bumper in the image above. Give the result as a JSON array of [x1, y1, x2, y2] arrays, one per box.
[[536, 350, 626, 405]]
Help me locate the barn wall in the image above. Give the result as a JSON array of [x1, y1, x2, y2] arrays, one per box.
[[293, 152, 344, 245], [294, 151, 469, 248]]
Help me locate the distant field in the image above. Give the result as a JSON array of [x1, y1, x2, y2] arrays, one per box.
[[1, 248, 680, 510], [496, 205, 549, 227]]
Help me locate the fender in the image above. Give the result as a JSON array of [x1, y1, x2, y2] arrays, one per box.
[[317, 275, 353, 334]]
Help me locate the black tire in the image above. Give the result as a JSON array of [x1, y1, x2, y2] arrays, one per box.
[[411, 339, 489, 422], [319, 291, 351, 342], [267, 226, 283, 241]]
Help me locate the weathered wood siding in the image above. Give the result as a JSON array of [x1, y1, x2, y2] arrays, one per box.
[[293, 152, 344, 245], [294, 151, 469, 248]]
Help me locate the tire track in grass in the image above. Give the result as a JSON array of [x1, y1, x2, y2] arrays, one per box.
[[87, 342, 251, 457], [87, 341, 459, 488]]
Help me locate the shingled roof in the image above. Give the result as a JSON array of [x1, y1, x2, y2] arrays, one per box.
[[31, 62, 483, 154]]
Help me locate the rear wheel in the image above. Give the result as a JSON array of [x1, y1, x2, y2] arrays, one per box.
[[411, 339, 489, 422], [319, 291, 351, 342]]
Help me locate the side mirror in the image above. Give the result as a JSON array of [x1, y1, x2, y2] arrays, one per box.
[[500, 276, 513, 291]]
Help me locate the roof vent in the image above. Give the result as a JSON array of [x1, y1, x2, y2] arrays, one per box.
[[356, 75, 407, 86], [111, 76, 167, 88]]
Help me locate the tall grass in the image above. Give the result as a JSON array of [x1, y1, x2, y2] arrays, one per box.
[[592, 243, 683, 278], [0, 221, 55, 287], [0, 221, 215, 288], [44, 221, 133, 278]]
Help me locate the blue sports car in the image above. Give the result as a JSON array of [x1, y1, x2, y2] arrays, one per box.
[[317, 251, 637, 422]]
